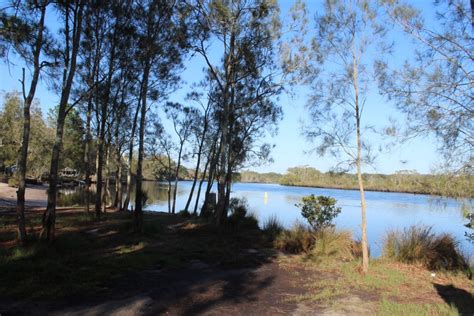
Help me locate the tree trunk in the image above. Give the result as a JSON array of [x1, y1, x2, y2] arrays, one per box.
[[171, 143, 184, 214], [134, 67, 150, 232], [103, 142, 110, 213], [193, 152, 210, 215], [16, 3, 47, 245], [41, 1, 84, 242], [84, 97, 93, 214], [201, 137, 219, 216], [41, 109, 66, 242], [122, 99, 141, 212], [184, 121, 208, 213], [353, 49, 369, 273], [95, 115, 105, 219], [114, 148, 122, 209]]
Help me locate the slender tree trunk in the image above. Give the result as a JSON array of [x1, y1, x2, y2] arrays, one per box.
[[103, 142, 110, 213], [41, 1, 84, 242], [201, 136, 219, 216], [166, 154, 172, 213], [184, 122, 208, 213], [114, 148, 121, 209], [356, 113, 369, 273], [95, 115, 105, 219], [123, 99, 141, 212], [134, 66, 150, 232], [171, 143, 184, 214], [193, 153, 210, 215], [16, 3, 47, 245], [353, 49, 369, 273], [84, 97, 93, 214], [216, 133, 227, 225], [42, 108, 67, 242]]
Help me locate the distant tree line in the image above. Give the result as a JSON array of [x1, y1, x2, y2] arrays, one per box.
[[239, 167, 474, 198]]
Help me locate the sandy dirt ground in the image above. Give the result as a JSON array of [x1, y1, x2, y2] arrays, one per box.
[[0, 183, 48, 208]]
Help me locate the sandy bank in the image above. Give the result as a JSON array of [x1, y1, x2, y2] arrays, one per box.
[[0, 183, 48, 208]]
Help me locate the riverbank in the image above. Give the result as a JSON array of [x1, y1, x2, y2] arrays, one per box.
[[1, 209, 472, 315], [0, 183, 47, 208]]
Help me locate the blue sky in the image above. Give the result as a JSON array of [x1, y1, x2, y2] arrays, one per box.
[[0, 0, 446, 174]]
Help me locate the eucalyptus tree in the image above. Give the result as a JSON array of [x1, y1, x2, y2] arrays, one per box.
[[292, 0, 391, 273], [164, 102, 197, 214], [41, 0, 85, 242], [149, 120, 176, 213], [93, 1, 135, 219], [377, 0, 473, 172], [183, 90, 214, 214], [0, 0, 52, 244], [192, 0, 283, 225], [132, 0, 190, 232]]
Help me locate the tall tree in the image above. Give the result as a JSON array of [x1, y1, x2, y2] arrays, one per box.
[[183, 90, 214, 214], [165, 102, 195, 214], [294, 0, 391, 273], [192, 0, 283, 225], [41, 0, 85, 242], [1, 0, 51, 244], [132, 0, 189, 232]]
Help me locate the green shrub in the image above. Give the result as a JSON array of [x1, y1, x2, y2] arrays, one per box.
[[383, 226, 471, 275], [274, 223, 315, 254], [262, 215, 284, 241], [296, 195, 341, 231]]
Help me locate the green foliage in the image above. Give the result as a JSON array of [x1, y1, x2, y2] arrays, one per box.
[[296, 195, 341, 231], [383, 226, 470, 275], [274, 223, 315, 254]]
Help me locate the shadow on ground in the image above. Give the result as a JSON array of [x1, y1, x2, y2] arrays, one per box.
[[433, 283, 474, 315], [0, 210, 307, 315]]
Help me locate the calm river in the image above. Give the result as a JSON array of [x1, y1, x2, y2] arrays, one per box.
[[62, 181, 474, 258]]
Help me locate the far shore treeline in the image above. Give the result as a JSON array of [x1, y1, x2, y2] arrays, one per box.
[[238, 167, 474, 198]]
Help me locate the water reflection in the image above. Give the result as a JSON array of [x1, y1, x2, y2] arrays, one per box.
[[58, 181, 473, 258]]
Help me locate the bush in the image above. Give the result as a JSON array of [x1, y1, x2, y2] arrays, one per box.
[[296, 195, 341, 231], [274, 223, 315, 254], [262, 215, 284, 241], [310, 227, 354, 261], [178, 210, 191, 218], [227, 198, 259, 230], [383, 226, 471, 275], [228, 197, 248, 220]]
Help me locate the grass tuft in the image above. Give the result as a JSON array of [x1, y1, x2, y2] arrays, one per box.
[[383, 225, 471, 276], [274, 223, 315, 254], [262, 215, 284, 241], [310, 227, 353, 261]]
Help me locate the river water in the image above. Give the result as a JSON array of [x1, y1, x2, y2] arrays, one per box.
[[60, 181, 473, 258]]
